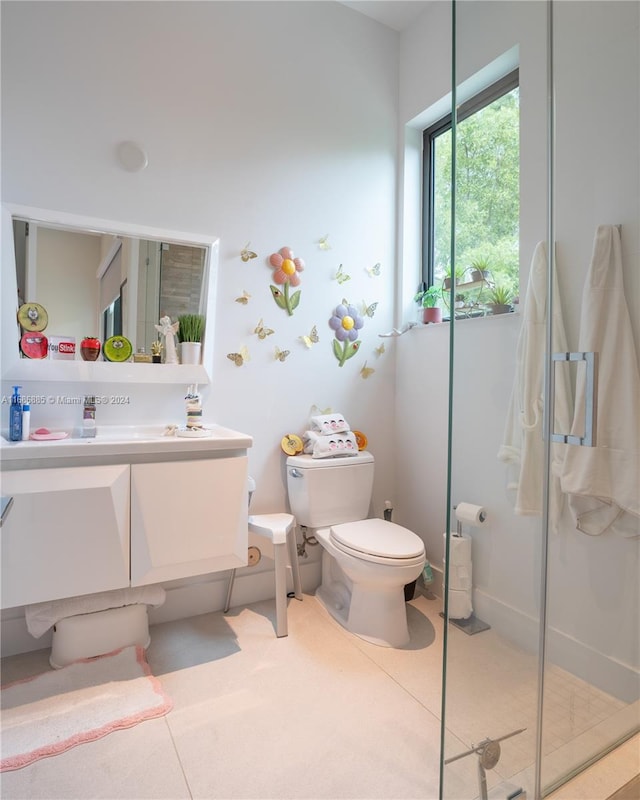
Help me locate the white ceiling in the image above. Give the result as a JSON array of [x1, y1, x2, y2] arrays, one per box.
[[339, 1, 432, 32]]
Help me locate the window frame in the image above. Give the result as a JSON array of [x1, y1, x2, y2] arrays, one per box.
[[421, 68, 520, 287]]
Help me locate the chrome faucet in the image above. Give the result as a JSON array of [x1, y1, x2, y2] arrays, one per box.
[[81, 395, 96, 437]]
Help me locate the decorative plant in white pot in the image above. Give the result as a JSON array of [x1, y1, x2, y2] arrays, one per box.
[[177, 314, 205, 364]]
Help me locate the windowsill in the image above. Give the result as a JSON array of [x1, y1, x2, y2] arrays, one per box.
[[413, 308, 521, 328]]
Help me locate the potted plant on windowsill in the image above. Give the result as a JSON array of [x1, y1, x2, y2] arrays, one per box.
[[414, 285, 443, 324], [177, 313, 205, 364], [442, 265, 465, 291], [470, 257, 492, 283], [487, 284, 513, 315]]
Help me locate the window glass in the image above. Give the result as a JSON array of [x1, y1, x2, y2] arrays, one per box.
[[424, 71, 519, 317]]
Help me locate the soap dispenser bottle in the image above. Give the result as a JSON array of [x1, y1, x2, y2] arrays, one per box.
[[185, 385, 202, 430], [9, 386, 23, 441], [21, 403, 31, 441], [82, 395, 97, 438]]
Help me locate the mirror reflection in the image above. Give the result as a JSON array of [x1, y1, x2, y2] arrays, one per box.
[[12, 218, 207, 360]]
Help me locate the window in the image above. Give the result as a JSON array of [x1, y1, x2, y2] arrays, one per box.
[[422, 70, 519, 316]]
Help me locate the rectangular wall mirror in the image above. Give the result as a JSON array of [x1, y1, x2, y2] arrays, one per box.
[[1, 204, 218, 385]]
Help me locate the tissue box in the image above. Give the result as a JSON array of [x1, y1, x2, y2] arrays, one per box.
[[48, 335, 76, 360]]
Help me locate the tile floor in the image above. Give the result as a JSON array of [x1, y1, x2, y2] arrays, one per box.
[[1, 590, 637, 800]]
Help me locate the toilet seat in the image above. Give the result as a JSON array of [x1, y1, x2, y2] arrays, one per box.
[[329, 519, 425, 566]]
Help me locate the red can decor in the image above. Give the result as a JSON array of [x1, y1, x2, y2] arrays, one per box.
[[80, 336, 101, 361]]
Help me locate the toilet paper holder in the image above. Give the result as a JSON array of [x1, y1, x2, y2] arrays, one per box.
[[453, 502, 486, 534]]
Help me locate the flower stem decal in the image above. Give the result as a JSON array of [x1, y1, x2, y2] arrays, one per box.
[[329, 303, 365, 367], [269, 246, 304, 316]]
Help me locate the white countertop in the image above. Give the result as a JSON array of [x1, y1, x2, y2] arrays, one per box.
[[0, 424, 253, 465]]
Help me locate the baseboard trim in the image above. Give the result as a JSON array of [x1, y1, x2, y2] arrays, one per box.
[[473, 589, 639, 703], [0, 559, 322, 658]]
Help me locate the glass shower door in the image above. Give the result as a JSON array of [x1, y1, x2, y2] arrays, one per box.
[[540, 1, 640, 794], [440, 1, 549, 796], [440, 2, 639, 798]]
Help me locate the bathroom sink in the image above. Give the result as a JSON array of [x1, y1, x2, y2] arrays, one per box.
[[0, 424, 253, 465], [89, 425, 169, 442]]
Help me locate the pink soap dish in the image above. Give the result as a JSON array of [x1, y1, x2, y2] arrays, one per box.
[[30, 428, 69, 441]]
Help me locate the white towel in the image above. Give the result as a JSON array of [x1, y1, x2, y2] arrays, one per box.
[[303, 430, 320, 454], [498, 241, 572, 528], [560, 225, 640, 537], [309, 431, 359, 458], [25, 586, 167, 638], [310, 413, 350, 435]]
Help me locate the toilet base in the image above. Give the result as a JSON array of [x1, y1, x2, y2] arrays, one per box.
[[50, 604, 150, 669], [315, 582, 410, 648], [312, 528, 424, 648]]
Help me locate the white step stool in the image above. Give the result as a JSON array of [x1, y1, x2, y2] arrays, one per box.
[[224, 513, 302, 637]]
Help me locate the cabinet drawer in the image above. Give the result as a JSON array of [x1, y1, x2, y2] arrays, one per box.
[[130, 456, 248, 585], [0, 465, 130, 609]]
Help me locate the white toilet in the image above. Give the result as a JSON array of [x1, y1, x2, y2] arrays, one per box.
[[286, 451, 425, 647]]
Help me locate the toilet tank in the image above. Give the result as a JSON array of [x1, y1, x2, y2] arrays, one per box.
[[286, 451, 374, 528]]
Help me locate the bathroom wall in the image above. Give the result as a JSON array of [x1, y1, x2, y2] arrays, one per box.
[[2, 1, 637, 688], [396, 1, 639, 698], [0, 1, 401, 647]]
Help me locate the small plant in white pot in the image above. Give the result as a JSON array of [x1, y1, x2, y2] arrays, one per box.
[[414, 285, 443, 324], [177, 314, 205, 364]]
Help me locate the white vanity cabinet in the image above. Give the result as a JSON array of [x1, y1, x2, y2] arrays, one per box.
[[0, 425, 252, 611], [130, 456, 248, 585], [0, 465, 131, 609]]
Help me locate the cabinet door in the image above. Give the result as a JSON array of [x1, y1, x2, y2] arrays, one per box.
[[0, 465, 130, 609], [130, 456, 248, 585]]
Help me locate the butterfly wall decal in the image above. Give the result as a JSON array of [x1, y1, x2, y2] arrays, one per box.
[[227, 345, 250, 366], [361, 300, 378, 318], [334, 264, 351, 284], [300, 325, 319, 348], [235, 290, 251, 305], [374, 343, 385, 357], [240, 243, 257, 262], [274, 346, 290, 362], [366, 262, 381, 277], [254, 318, 275, 340], [360, 361, 375, 379], [318, 234, 331, 251]]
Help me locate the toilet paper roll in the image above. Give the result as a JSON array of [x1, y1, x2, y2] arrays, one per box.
[[443, 560, 472, 591], [443, 532, 472, 566], [455, 502, 486, 525], [447, 587, 473, 620]]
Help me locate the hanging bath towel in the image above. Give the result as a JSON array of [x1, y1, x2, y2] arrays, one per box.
[[498, 241, 572, 528], [560, 225, 640, 537]]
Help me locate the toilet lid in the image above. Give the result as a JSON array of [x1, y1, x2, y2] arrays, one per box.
[[330, 519, 425, 559]]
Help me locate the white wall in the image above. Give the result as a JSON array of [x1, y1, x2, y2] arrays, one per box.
[[1, 0, 399, 507], [396, 1, 639, 700], [1, 1, 637, 697], [1, 1, 400, 645]]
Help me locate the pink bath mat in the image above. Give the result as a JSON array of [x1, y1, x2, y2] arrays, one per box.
[[1, 645, 172, 771]]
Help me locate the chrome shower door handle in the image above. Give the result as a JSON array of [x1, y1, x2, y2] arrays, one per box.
[[551, 351, 598, 446]]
